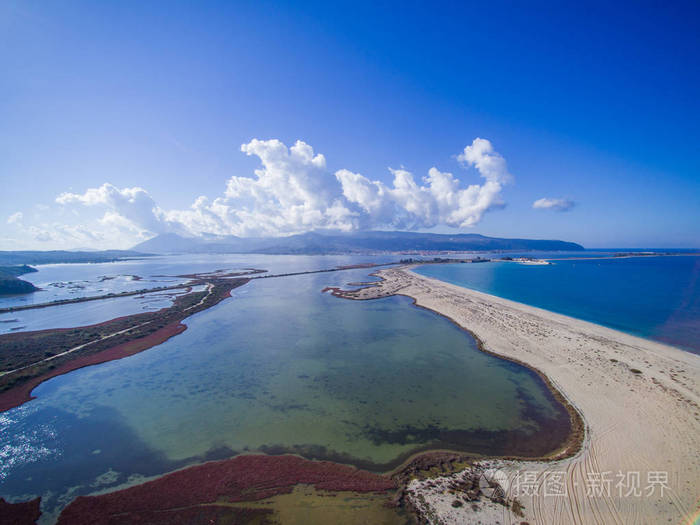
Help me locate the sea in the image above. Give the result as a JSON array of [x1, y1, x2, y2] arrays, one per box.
[[414, 252, 700, 354], [0, 251, 697, 519]]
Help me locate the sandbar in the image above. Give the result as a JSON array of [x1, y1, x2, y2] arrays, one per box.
[[333, 265, 700, 524]]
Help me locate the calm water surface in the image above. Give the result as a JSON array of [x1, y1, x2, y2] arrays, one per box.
[[0, 256, 569, 518]]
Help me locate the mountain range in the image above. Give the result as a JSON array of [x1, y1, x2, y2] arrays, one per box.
[[132, 231, 584, 254]]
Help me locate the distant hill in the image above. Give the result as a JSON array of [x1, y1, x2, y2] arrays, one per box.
[[0, 265, 39, 296], [0, 250, 153, 266], [133, 231, 584, 255], [127, 233, 205, 254]]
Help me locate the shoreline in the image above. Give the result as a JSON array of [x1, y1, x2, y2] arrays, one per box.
[[411, 303, 586, 461], [544, 252, 700, 261], [327, 265, 700, 524], [326, 272, 585, 466], [3, 263, 698, 523], [0, 277, 250, 413], [0, 320, 187, 412], [409, 262, 700, 354], [325, 283, 586, 465], [0, 284, 190, 314], [0, 268, 265, 313]]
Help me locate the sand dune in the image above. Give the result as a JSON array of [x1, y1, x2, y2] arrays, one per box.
[[338, 266, 700, 525]]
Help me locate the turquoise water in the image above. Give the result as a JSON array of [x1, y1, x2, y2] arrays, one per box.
[[414, 255, 700, 353], [0, 258, 570, 517]]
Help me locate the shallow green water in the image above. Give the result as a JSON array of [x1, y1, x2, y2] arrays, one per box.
[[0, 262, 570, 515]]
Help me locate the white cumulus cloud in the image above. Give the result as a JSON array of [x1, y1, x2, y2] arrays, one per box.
[[457, 137, 513, 184], [335, 137, 512, 230], [56, 183, 167, 234], [48, 137, 512, 244], [532, 197, 576, 212]]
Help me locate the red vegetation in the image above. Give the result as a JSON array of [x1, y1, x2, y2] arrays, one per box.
[[0, 497, 41, 525], [0, 322, 186, 413], [58, 454, 396, 525]]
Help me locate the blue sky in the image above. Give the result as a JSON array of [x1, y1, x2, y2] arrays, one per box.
[[1, 0, 698, 249]]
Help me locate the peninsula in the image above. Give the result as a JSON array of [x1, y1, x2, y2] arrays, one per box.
[[327, 265, 700, 524]]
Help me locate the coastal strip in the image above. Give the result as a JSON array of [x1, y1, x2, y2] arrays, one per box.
[[0, 269, 265, 314], [544, 252, 700, 261], [249, 261, 396, 279], [0, 277, 250, 413], [327, 266, 700, 525], [0, 321, 187, 413], [0, 284, 191, 314]]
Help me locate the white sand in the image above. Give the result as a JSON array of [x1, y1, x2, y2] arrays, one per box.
[[337, 266, 700, 524]]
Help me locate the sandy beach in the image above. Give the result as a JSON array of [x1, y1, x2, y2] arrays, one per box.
[[336, 265, 700, 524]]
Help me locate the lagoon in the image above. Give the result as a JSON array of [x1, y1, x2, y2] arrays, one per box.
[[0, 257, 569, 517]]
